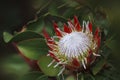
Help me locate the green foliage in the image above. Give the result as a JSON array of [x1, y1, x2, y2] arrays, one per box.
[[3, 31, 43, 43], [38, 55, 61, 77], [17, 38, 48, 60], [1, 54, 30, 79], [27, 17, 44, 33], [66, 75, 76, 80], [19, 71, 48, 80], [3, 32, 13, 43], [91, 58, 106, 75]]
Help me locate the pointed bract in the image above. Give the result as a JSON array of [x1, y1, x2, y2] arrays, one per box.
[[88, 22, 92, 32], [94, 28, 99, 39], [53, 22, 62, 37], [64, 23, 71, 33], [74, 16, 79, 25], [74, 16, 81, 31]]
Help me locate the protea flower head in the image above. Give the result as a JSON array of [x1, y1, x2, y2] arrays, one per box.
[[43, 16, 101, 76]]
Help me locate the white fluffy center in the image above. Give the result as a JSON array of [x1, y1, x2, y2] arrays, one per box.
[[58, 32, 92, 58]]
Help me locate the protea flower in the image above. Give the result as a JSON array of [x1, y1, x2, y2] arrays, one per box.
[[43, 16, 101, 76]]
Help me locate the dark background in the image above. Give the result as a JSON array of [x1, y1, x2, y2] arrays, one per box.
[[0, 0, 35, 79], [0, 0, 35, 56]]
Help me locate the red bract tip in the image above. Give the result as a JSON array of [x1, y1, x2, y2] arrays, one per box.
[[76, 23, 81, 31], [43, 28, 50, 38], [94, 28, 100, 39], [43, 28, 54, 44], [74, 16, 81, 31], [74, 16, 79, 24], [53, 22, 62, 37], [94, 28, 101, 47], [64, 23, 71, 33], [88, 22, 92, 32]]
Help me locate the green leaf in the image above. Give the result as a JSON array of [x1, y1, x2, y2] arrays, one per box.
[[36, 75, 48, 80], [27, 18, 44, 33], [63, 0, 79, 7], [31, 0, 50, 10], [80, 74, 84, 80], [44, 22, 54, 36], [63, 8, 75, 18], [78, 73, 95, 80], [91, 58, 106, 75], [66, 75, 76, 80], [78, 73, 85, 80], [3, 32, 13, 43], [1, 54, 30, 78], [106, 40, 119, 53], [38, 55, 61, 77], [3, 31, 43, 43], [49, 3, 59, 16], [17, 38, 48, 60], [20, 71, 47, 80], [11, 31, 43, 42]]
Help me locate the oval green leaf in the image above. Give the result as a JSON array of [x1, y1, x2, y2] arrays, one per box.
[[17, 38, 48, 60], [66, 75, 76, 80], [3, 32, 13, 43], [11, 31, 43, 43], [38, 55, 61, 77]]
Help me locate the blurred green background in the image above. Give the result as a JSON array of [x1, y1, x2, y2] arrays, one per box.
[[0, 0, 120, 80]]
